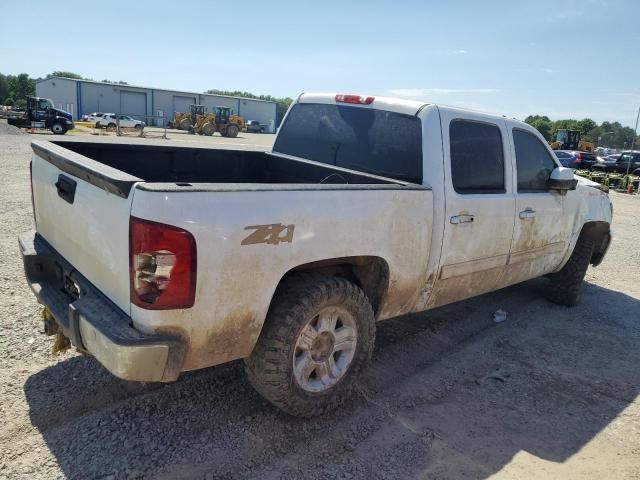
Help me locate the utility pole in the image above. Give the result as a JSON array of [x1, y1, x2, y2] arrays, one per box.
[[626, 105, 640, 176]]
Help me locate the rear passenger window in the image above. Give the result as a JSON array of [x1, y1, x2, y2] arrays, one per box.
[[274, 103, 423, 183], [513, 129, 558, 192], [450, 120, 505, 194]]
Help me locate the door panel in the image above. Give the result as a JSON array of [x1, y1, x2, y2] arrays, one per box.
[[504, 193, 565, 283], [502, 126, 569, 286], [430, 112, 516, 308]]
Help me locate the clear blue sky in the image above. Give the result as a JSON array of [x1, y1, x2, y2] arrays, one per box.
[[2, 0, 639, 126]]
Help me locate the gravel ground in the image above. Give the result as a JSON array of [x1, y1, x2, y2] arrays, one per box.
[[1, 121, 639, 479]]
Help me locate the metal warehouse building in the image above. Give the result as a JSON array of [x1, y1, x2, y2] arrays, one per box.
[[36, 76, 277, 132]]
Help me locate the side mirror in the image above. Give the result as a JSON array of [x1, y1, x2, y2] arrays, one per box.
[[549, 166, 578, 191]]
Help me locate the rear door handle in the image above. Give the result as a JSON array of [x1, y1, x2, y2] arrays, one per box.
[[450, 214, 475, 224], [519, 209, 536, 219]]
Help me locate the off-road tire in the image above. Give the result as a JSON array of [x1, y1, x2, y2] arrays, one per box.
[[226, 124, 239, 138], [201, 122, 215, 136], [545, 232, 594, 306], [245, 274, 375, 417]]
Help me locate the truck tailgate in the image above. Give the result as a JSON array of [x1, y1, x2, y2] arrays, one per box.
[[30, 143, 138, 314]]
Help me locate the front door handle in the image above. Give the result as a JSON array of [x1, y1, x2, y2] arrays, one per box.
[[450, 214, 475, 224], [519, 208, 536, 219]]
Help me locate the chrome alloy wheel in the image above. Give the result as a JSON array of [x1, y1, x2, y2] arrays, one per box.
[[292, 306, 358, 393]]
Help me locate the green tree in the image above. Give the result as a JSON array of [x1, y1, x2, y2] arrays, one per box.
[[524, 114, 552, 139], [15, 98, 26, 109], [0, 73, 8, 104], [577, 118, 596, 135], [6, 73, 35, 101], [552, 119, 579, 131], [524, 114, 551, 123], [49, 71, 84, 79], [3, 97, 14, 106], [584, 126, 602, 144], [531, 119, 552, 139]]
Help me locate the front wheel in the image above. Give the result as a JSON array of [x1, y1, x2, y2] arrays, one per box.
[[226, 124, 239, 138], [51, 123, 66, 135], [545, 232, 594, 306], [245, 274, 375, 417]]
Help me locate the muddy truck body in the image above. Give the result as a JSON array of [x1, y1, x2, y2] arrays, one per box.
[[19, 93, 612, 416]]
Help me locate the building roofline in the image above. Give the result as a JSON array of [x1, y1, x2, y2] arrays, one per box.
[[36, 76, 278, 105]]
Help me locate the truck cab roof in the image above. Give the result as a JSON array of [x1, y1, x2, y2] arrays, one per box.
[[297, 92, 531, 131]]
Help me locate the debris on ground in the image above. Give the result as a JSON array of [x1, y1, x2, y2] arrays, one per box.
[[493, 309, 508, 323]]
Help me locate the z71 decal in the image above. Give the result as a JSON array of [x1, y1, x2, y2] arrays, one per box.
[[241, 223, 295, 246]]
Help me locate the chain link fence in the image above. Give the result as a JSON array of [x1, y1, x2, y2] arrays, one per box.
[[113, 113, 168, 139]]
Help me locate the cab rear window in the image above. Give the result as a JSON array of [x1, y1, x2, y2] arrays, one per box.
[[273, 103, 423, 183]]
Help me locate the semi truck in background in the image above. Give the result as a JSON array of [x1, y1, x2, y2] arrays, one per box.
[[8, 96, 74, 134]]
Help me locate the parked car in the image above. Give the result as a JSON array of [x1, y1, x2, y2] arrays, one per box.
[[245, 120, 265, 133], [20, 93, 612, 417], [592, 153, 622, 172], [553, 150, 598, 169], [82, 112, 107, 124], [610, 151, 640, 174], [97, 114, 145, 129], [592, 152, 640, 174]]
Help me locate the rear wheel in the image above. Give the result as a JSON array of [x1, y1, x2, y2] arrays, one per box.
[[226, 124, 239, 138], [245, 274, 375, 417], [107, 123, 117, 130], [51, 123, 66, 135], [178, 119, 191, 130], [545, 232, 594, 306]]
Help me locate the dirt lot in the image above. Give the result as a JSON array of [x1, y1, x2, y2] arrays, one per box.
[[1, 120, 639, 479]]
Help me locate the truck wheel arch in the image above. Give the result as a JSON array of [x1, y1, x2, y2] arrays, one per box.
[[580, 221, 610, 266], [274, 256, 390, 319]]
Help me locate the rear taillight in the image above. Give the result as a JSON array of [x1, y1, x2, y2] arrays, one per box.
[[335, 94, 374, 105], [129, 217, 197, 309]]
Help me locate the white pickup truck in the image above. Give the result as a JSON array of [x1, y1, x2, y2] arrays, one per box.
[[20, 93, 612, 417]]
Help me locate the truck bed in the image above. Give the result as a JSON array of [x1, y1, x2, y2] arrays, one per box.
[[42, 140, 407, 189]]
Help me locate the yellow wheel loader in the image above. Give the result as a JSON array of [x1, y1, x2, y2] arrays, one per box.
[[549, 129, 595, 153]]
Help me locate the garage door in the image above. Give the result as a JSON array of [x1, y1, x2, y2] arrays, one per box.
[[173, 95, 197, 114], [120, 91, 147, 121]]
